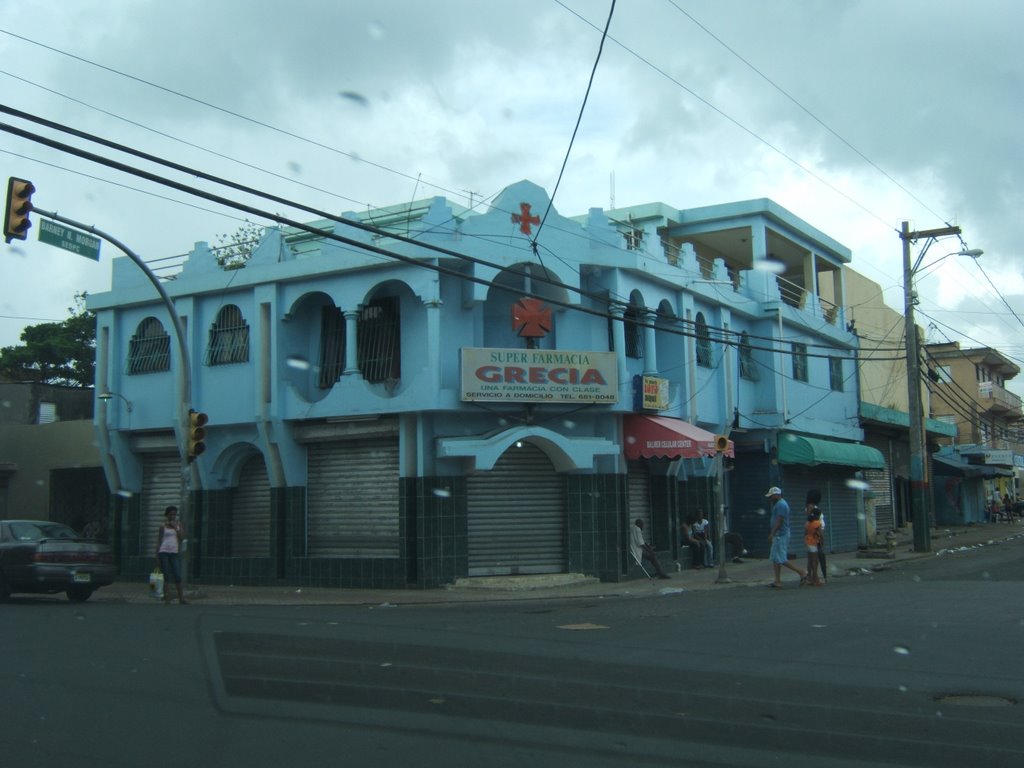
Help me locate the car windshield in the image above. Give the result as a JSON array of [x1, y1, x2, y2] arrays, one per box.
[[8, 522, 79, 542]]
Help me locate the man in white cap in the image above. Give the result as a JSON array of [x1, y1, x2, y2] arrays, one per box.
[[765, 486, 807, 588]]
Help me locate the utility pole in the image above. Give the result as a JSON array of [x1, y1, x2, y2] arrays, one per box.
[[901, 221, 961, 553]]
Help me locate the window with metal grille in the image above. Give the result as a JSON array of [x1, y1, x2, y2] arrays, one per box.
[[739, 332, 759, 380], [126, 317, 171, 375], [317, 306, 345, 389], [624, 228, 644, 251], [205, 305, 250, 365], [792, 342, 808, 382], [829, 356, 844, 391], [623, 305, 643, 360], [696, 312, 713, 368], [357, 297, 400, 383]]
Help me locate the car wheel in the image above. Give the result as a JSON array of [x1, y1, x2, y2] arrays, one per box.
[[66, 587, 94, 603]]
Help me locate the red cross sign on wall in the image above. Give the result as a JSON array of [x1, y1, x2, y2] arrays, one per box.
[[511, 202, 540, 235], [512, 297, 552, 338]]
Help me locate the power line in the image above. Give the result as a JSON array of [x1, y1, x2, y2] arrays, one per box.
[[534, 0, 615, 245], [3, 105, 910, 362], [553, 0, 900, 235], [0, 26, 937, 348], [661, 0, 947, 224], [0, 29, 463, 204]]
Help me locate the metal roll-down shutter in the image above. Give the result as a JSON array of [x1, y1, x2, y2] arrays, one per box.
[[466, 442, 566, 576], [231, 455, 271, 557], [307, 437, 400, 557]]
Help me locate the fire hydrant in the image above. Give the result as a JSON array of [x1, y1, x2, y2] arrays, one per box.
[[885, 529, 897, 554]]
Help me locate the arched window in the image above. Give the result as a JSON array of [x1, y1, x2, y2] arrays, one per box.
[[623, 304, 644, 359], [695, 312, 713, 368], [126, 317, 170, 375], [317, 306, 345, 389], [358, 296, 401, 383], [205, 305, 250, 365]]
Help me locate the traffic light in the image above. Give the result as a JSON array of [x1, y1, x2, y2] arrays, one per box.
[[187, 410, 208, 462], [4, 177, 35, 243]]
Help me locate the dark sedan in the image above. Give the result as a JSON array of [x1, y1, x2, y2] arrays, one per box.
[[0, 520, 117, 602]]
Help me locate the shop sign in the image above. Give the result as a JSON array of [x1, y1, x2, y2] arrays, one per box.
[[636, 375, 669, 411], [983, 450, 1014, 465], [965, 449, 1014, 466], [461, 347, 618, 403]]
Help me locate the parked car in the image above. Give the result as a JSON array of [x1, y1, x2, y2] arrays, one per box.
[[0, 519, 117, 602]]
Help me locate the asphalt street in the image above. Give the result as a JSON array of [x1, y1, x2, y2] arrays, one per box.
[[3, 529, 1022, 768]]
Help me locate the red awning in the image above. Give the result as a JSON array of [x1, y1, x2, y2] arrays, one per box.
[[623, 415, 734, 460]]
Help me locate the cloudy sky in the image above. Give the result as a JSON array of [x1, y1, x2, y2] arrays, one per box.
[[2, 0, 1022, 390]]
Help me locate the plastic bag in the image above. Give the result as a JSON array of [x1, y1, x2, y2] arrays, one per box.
[[149, 569, 164, 599]]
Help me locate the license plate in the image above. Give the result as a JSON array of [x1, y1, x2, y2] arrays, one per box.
[[72, 573, 92, 583]]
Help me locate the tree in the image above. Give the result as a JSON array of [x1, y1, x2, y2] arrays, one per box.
[[213, 220, 265, 269], [0, 292, 96, 387]]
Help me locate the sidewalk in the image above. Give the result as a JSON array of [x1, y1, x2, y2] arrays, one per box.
[[96, 520, 1024, 607]]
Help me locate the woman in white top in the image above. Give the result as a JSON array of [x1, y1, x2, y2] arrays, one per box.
[[155, 506, 188, 604]]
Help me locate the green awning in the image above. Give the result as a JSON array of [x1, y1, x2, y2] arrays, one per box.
[[859, 401, 958, 438], [777, 433, 885, 469]]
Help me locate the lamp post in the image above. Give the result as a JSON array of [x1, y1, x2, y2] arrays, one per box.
[[901, 222, 981, 552], [97, 390, 133, 412]]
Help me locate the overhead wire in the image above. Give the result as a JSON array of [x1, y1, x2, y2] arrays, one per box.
[[552, 0, 900, 236], [533, 0, 615, 247], [1, 111, 863, 361], [661, 0, 948, 224], [0, 18, 961, 356], [3, 104, 917, 364]]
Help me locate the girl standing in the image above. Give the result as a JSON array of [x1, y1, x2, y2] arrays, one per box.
[[155, 505, 188, 604], [804, 506, 824, 586]]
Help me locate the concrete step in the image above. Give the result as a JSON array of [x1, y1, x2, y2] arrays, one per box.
[[449, 573, 599, 591]]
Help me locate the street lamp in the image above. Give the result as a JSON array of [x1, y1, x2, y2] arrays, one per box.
[[901, 221, 981, 553], [97, 390, 133, 412]]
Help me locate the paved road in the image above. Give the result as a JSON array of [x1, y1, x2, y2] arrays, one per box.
[[3, 534, 1022, 768]]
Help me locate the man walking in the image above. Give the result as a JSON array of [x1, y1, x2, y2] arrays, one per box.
[[765, 487, 807, 588]]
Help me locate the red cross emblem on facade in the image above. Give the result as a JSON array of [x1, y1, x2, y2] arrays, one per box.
[[511, 202, 540, 235], [512, 297, 552, 338]]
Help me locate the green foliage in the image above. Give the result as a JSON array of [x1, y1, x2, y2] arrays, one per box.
[[0, 292, 96, 387], [213, 220, 265, 269]]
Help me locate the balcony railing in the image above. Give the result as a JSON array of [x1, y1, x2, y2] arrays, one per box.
[[978, 382, 1022, 414], [776, 276, 840, 326]]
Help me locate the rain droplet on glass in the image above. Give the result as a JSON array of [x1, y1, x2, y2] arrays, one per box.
[[893, 645, 911, 656], [286, 355, 310, 370], [339, 91, 370, 108], [752, 258, 785, 274]]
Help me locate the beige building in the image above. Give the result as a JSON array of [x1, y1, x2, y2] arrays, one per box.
[[924, 341, 1022, 449], [841, 269, 957, 537], [0, 383, 109, 535]]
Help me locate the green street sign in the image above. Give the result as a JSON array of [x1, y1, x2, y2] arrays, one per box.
[[38, 219, 101, 261]]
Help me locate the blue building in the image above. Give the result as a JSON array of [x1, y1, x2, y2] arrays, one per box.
[[88, 180, 881, 588]]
